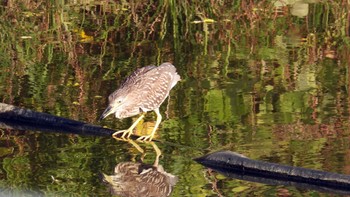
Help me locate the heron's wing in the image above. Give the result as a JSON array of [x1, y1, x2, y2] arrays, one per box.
[[115, 64, 179, 111], [129, 64, 179, 110], [120, 65, 156, 89], [130, 65, 157, 78], [159, 63, 181, 89]]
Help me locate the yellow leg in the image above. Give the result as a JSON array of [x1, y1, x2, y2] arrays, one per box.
[[127, 139, 145, 154], [137, 108, 162, 141], [126, 139, 147, 161], [150, 142, 161, 166], [112, 113, 145, 139]]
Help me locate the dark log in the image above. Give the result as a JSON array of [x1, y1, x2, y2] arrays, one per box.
[[195, 150, 350, 195], [0, 102, 133, 138]]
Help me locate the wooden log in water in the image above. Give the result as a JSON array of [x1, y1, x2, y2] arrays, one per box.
[[195, 150, 350, 194], [0, 102, 117, 137]]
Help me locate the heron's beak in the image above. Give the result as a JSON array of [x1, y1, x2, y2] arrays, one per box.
[[99, 105, 114, 121]]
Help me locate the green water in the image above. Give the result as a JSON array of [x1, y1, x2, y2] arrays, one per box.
[[0, 0, 350, 196]]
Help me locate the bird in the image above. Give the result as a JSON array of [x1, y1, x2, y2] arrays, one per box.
[[99, 62, 180, 141], [102, 162, 178, 197]]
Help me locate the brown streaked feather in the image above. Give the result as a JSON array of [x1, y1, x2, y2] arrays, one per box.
[[109, 63, 180, 118]]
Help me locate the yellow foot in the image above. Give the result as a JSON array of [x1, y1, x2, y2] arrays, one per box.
[[137, 135, 154, 142], [112, 129, 132, 140]]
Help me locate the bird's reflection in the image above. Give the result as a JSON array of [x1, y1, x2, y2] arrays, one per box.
[[103, 140, 178, 197]]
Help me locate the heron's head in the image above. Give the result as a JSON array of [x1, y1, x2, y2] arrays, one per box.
[[99, 93, 126, 121]]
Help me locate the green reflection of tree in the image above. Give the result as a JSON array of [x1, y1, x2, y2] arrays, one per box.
[[0, 133, 124, 196], [3, 156, 33, 190]]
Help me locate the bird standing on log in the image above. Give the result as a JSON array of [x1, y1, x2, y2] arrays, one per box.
[[100, 62, 180, 141]]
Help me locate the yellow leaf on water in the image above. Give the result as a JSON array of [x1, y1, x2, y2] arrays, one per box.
[[23, 11, 35, 17], [265, 85, 274, 91], [21, 36, 32, 39], [80, 36, 94, 42], [191, 20, 203, 24], [215, 173, 226, 180], [232, 186, 250, 193], [75, 29, 94, 43], [203, 18, 215, 23], [191, 19, 215, 24]]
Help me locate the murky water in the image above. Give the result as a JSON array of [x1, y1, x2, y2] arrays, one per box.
[[0, 0, 350, 196]]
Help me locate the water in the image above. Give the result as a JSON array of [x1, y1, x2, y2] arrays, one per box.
[[0, 0, 350, 196]]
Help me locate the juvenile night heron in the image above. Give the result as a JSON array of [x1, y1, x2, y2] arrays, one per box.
[[102, 142, 178, 197], [100, 62, 180, 141], [103, 161, 178, 197]]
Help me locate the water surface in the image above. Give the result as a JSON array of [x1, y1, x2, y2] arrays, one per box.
[[0, 0, 350, 196]]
